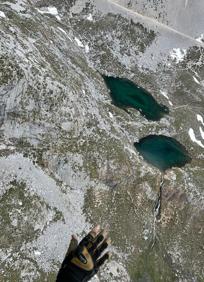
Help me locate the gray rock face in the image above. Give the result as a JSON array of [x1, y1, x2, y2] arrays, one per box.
[[111, 0, 204, 39], [0, 0, 204, 281]]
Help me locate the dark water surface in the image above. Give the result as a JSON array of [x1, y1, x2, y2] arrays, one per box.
[[134, 135, 192, 171], [103, 75, 169, 121]]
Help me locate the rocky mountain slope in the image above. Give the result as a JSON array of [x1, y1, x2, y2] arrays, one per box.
[[0, 0, 204, 281]]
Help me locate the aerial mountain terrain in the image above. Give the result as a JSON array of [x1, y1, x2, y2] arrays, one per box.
[[0, 0, 204, 281]]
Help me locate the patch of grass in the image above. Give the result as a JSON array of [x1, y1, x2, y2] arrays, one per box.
[[128, 244, 176, 282]]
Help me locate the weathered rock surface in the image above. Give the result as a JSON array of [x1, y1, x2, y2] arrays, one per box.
[[0, 0, 203, 281]]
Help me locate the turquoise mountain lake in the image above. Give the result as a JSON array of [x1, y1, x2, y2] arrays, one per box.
[[102, 76, 169, 121], [134, 135, 192, 171]]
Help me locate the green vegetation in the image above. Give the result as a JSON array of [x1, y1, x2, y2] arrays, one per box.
[[129, 244, 176, 282]]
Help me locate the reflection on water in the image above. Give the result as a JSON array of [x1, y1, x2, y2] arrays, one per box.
[[134, 135, 192, 171], [103, 75, 169, 121]]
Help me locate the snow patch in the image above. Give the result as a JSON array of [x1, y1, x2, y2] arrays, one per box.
[[109, 112, 113, 118], [0, 11, 6, 18], [143, 229, 149, 240], [197, 114, 204, 126], [74, 38, 89, 53], [199, 127, 204, 140], [34, 251, 41, 256], [170, 48, 187, 63], [160, 90, 173, 106], [160, 90, 169, 99], [74, 37, 84, 48], [57, 27, 66, 34], [188, 128, 204, 149], [196, 34, 204, 43], [87, 13, 93, 21], [0, 144, 7, 150], [37, 6, 61, 21], [85, 44, 89, 53], [47, 7, 58, 15], [0, 144, 15, 150], [193, 76, 200, 85]]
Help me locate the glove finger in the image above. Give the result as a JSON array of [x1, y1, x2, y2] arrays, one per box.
[[89, 225, 101, 238], [90, 228, 109, 254], [95, 252, 110, 269], [93, 239, 110, 260], [88, 234, 104, 254], [79, 225, 101, 247], [89, 228, 109, 252], [66, 235, 78, 256]]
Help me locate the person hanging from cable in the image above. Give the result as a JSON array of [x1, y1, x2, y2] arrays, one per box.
[[56, 225, 111, 282]]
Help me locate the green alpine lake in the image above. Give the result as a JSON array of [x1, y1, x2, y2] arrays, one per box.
[[134, 135, 192, 171], [103, 75, 169, 121]]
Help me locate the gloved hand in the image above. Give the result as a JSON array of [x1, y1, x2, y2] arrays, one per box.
[[56, 225, 110, 282]]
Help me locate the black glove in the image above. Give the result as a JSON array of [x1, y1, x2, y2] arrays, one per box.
[[56, 225, 110, 282]]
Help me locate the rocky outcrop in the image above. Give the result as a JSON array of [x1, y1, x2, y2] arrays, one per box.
[[0, 1, 203, 281]]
